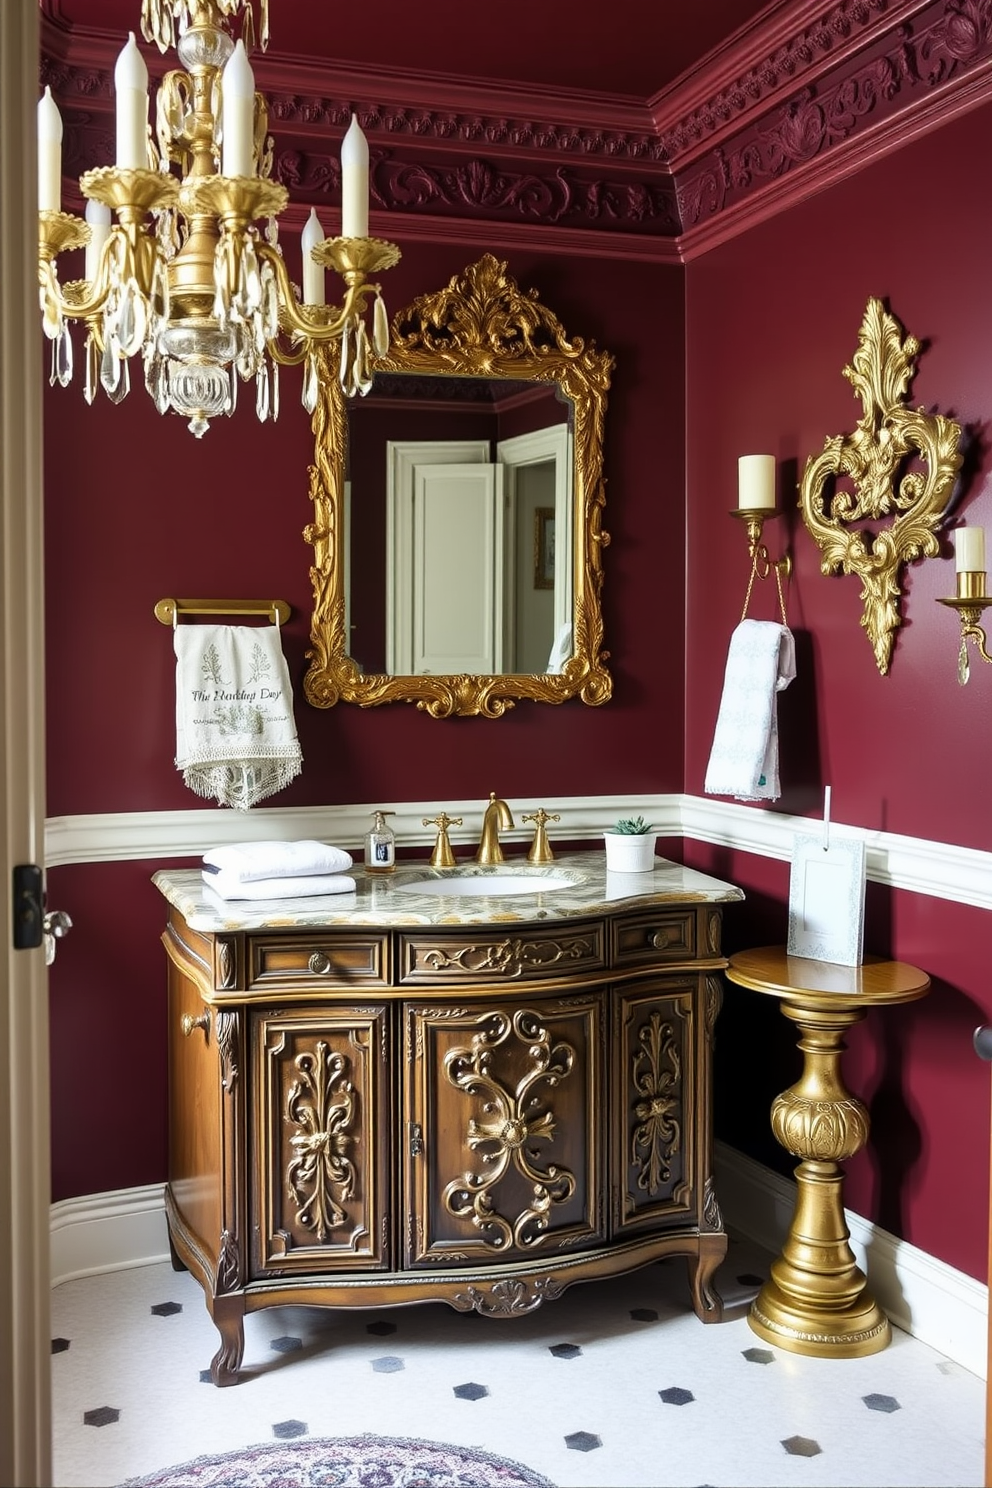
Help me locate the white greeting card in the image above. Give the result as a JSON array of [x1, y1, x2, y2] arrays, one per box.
[[787, 829, 866, 967]]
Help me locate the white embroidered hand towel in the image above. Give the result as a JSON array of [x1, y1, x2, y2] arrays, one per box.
[[203, 840, 353, 881], [704, 619, 796, 802], [203, 870, 357, 901], [175, 624, 303, 810]]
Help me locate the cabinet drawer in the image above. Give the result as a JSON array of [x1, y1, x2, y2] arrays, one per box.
[[248, 934, 390, 989], [612, 910, 696, 967], [398, 922, 605, 984]]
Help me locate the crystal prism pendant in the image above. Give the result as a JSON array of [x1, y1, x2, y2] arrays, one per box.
[[302, 353, 318, 415], [958, 636, 970, 687], [373, 293, 389, 358]]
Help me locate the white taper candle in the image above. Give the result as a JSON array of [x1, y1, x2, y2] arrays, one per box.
[[301, 208, 326, 306], [221, 40, 255, 178], [114, 33, 149, 171], [84, 199, 111, 282], [37, 86, 63, 213], [341, 114, 369, 238]]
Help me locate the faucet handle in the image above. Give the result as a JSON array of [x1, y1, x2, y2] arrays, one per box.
[[423, 812, 462, 869], [523, 807, 560, 864]]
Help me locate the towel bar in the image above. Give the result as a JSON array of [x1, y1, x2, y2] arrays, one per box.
[[154, 597, 291, 626]]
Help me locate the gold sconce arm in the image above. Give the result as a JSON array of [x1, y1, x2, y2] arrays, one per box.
[[731, 506, 792, 582], [937, 570, 992, 684]]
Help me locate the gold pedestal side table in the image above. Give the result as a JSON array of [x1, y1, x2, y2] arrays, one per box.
[[726, 946, 930, 1359]]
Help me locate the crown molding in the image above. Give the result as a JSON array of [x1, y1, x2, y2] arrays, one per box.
[[38, 1, 992, 258]]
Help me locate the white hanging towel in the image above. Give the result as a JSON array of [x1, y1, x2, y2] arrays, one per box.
[[174, 624, 303, 810], [703, 619, 796, 802]]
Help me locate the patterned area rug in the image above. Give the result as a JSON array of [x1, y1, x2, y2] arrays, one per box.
[[117, 1433, 557, 1487]]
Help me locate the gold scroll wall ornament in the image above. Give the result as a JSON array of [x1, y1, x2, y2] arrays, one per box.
[[799, 298, 962, 674], [442, 1010, 576, 1250]]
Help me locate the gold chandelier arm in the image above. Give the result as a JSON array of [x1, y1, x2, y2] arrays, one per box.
[[255, 239, 385, 345], [964, 623, 992, 666]]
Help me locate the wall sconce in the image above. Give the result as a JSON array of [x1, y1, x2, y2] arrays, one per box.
[[937, 527, 991, 684], [731, 454, 792, 582]]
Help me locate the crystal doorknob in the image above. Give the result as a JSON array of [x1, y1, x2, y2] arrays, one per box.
[[43, 908, 73, 966], [974, 1026, 992, 1061]]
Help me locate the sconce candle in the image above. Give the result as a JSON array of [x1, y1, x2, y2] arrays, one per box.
[[113, 32, 149, 171], [301, 208, 326, 306], [341, 114, 369, 238], [739, 454, 777, 510], [955, 526, 986, 573], [221, 40, 255, 178], [84, 199, 111, 282], [37, 86, 63, 213]]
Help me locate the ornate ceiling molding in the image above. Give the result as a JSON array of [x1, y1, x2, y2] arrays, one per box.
[[39, 0, 992, 260]]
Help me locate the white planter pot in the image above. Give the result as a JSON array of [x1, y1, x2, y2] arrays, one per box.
[[603, 831, 657, 873]]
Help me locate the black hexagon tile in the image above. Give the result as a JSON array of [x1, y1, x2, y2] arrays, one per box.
[[366, 1320, 398, 1336], [269, 1335, 303, 1354], [565, 1431, 601, 1452], [549, 1343, 582, 1359], [629, 1307, 659, 1322], [453, 1382, 489, 1400], [51, 1337, 70, 1354], [782, 1436, 822, 1457], [742, 1347, 775, 1364], [371, 1355, 404, 1373], [83, 1406, 120, 1428], [272, 1419, 308, 1439], [659, 1386, 694, 1405], [863, 1393, 900, 1413], [150, 1301, 182, 1317]]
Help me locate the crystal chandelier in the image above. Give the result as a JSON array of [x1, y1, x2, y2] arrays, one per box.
[[37, 0, 400, 437]]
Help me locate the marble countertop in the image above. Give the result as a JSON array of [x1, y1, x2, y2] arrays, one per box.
[[153, 851, 744, 931]]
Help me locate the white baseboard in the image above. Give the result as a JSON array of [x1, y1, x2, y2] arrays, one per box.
[[50, 1164, 988, 1378], [715, 1140, 988, 1378], [50, 1183, 170, 1286]]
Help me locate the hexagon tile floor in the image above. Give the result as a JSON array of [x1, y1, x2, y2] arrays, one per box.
[[50, 1233, 984, 1488]]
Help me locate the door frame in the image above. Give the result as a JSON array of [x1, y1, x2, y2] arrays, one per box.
[[1, 2, 53, 1483]]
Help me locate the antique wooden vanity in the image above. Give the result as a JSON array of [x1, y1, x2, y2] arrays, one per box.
[[154, 853, 742, 1384]]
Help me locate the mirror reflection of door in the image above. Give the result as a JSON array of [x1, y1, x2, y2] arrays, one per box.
[[386, 426, 570, 676]]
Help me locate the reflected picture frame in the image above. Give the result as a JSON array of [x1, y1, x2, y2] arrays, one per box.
[[535, 507, 555, 590]]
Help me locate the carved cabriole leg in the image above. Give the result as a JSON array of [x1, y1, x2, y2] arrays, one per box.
[[686, 1231, 727, 1322], [749, 1000, 890, 1359], [208, 1292, 245, 1386]]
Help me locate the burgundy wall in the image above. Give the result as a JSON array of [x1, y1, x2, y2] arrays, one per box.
[[44, 241, 687, 1200], [684, 100, 992, 1280]]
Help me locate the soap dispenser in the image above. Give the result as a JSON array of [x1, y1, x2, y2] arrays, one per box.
[[365, 810, 397, 874]]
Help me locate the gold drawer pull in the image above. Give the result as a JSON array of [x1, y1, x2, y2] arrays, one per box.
[[651, 928, 676, 950], [308, 950, 332, 975], [181, 1011, 210, 1038]]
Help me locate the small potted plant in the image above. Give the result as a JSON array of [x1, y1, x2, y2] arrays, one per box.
[[604, 815, 657, 873]]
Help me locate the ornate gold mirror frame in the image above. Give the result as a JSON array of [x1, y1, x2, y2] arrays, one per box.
[[799, 297, 962, 674], [302, 254, 615, 717]]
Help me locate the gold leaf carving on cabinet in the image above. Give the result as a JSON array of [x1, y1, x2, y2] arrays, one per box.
[[631, 1012, 681, 1194], [799, 298, 963, 674], [286, 1040, 357, 1241], [423, 936, 592, 978], [215, 1010, 240, 1093], [442, 1010, 576, 1250], [452, 1275, 564, 1315]]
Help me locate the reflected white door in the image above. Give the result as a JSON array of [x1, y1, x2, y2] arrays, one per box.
[[1, 2, 54, 1483], [410, 463, 504, 674]]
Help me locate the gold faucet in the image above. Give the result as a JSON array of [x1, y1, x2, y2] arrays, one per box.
[[476, 792, 514, 865]]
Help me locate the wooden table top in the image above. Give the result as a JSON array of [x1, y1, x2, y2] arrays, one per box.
[[726, 945, 930, 1009]]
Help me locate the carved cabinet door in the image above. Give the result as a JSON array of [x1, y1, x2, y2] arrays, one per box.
[[404, 995, 605, 1266], [612, 980, 696, 1235], [249, 1005, 390, 1276]]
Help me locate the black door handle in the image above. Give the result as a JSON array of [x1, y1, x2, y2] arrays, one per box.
[[974, 1026, 992, 1062]]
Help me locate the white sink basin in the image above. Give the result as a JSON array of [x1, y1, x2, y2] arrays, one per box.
[[393, 872, 579, 897]]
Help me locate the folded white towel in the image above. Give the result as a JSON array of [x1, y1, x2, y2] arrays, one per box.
[[203, 840, 353, 882], [704, 619, 796, 802], [203, 869, 357, 901], [175, 624, 303, 811]]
